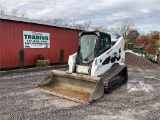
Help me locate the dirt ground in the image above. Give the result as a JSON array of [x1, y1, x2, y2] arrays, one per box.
[[0, 53, 160, 120]]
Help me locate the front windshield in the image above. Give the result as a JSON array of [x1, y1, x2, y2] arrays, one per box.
[[78, 34, 98, 64]]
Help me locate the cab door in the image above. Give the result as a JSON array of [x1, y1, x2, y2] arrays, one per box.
[[98, 34, 111, 55]]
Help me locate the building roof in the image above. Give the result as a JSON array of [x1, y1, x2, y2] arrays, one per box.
[[0, 15, 79, 30]]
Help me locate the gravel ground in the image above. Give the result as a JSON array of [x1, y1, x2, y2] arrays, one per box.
[[0, 54, 160, 120]]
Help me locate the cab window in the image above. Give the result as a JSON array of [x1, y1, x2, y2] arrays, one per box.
[[99, 36, 111, 55]]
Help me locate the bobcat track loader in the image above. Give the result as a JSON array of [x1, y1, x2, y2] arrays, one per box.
[[38, 31, 128, 104]]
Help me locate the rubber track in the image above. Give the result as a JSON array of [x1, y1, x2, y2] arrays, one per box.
[[101, 64, 127, 93]]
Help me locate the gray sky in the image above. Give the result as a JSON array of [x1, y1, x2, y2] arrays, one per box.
[[0, 0, 160, 32]]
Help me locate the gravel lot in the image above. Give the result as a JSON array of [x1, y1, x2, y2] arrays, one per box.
[[0, 53, 160, 120]]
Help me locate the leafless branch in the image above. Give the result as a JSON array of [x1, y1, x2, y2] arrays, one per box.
[[108, 18, 135, 39], [0, 5, 8, 15]]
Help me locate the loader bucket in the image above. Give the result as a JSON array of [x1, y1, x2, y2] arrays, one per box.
[[38, 70, 104, 104]]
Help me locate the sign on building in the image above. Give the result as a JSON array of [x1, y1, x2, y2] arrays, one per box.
[[23, 31, 50, 48]]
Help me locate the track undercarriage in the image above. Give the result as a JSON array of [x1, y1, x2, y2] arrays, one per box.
[[101, 64, 128, 93]]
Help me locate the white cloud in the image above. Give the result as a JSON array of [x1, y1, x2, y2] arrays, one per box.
[[141, 9, 150, 13]]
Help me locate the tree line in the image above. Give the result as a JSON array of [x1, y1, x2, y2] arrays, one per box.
[[0, 4, 160, 55], [0, 4, 92, 30], [0, 5, 28, 18]]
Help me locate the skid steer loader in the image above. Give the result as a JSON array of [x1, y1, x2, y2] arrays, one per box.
[[38, 31, 128, 104]]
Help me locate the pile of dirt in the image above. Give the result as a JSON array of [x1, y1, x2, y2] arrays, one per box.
[[125, 52, 158, 70]]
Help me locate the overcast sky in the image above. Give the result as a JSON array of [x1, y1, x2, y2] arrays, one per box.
[[0, 0, 160, 33]]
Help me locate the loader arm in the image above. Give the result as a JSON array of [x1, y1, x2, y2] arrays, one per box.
[[91, 37, 125, 76]]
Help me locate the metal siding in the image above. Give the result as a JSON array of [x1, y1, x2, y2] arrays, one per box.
[[0, 20, 79, 69]]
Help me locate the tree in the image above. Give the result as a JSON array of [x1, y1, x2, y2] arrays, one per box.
[[0, 5, 7, 15], [136, 35, 148, 48], [19, 10, 28, 18], [63, 18, 75, 28], [50, 18, 64, 25], [83, 19, 92, 30], [74, 24, 85, 30], [37, 17, 92, 30], [136, 31, 160, 54], [39, 17, 45, 21], [127, 29, 139, 43], [91, 26, 107, 32], [150, 31, 159, 40], [108, 27, 119, 38], [108, 18, 135, 39], [10, 9, 19, 17]]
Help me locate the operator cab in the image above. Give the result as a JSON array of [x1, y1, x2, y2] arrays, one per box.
[[77, 31, 111, 65]]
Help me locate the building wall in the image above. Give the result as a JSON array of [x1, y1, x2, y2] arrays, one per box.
[[0, 20, 79, 69]]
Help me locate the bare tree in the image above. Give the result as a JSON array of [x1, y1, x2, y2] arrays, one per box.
[[83, 19, 92, 30], [74, 24, 85, 30], [0, 5, 7, 15], [37, 17, 88, 30], [51, 18, 64, 25], [108, 27, 120, 38], [10, 9, 19, 17], [39, 17, 45, 21], [19, 10, 28, 18], [38, 17, 76, 28], [63, 18, 75, 27], [92, 26, 107, 32], [108, 19, 135, 39]]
